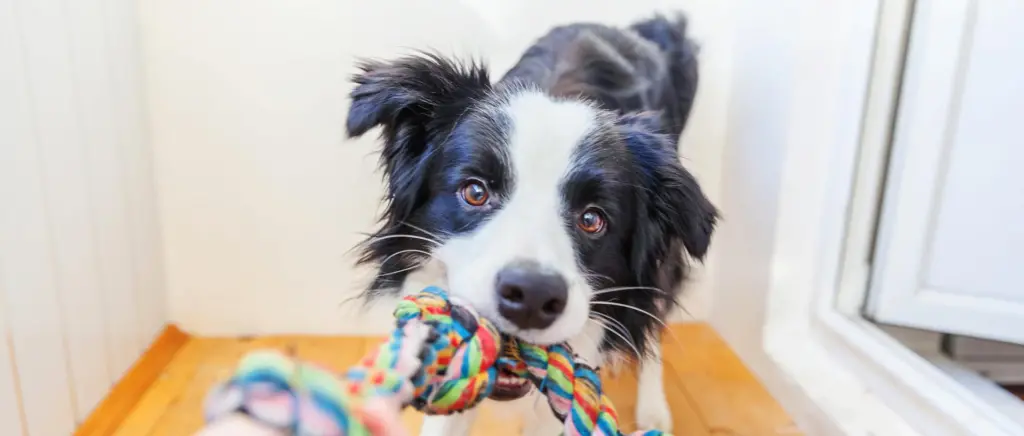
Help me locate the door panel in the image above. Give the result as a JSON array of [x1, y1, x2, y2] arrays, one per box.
[[867, 0, 1024, 344]]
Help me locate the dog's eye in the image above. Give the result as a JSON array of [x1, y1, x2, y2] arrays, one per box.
[[460, 180, 489, 207], [577, 208, 607, 234]]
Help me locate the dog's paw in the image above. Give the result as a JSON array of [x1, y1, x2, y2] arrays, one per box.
[[635, 397, 673, 432]]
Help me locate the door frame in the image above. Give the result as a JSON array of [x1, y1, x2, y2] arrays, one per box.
[[710, 0, 1024, 434]]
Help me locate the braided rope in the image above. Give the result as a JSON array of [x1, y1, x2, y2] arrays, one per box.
[[204, 286, 667, 436]]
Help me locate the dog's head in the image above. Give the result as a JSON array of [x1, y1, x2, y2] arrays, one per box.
[[346, 53, 716, 355]]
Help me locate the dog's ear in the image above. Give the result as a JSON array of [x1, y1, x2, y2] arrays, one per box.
[[346, 53, 491, 219], [619, 112, 717, 273], [346, 53, 490, 138]]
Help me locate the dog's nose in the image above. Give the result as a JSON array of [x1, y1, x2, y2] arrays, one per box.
[[495, 262, 568, 330]]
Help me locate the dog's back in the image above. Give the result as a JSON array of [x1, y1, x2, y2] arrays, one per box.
[[500, 14, 698, 144]]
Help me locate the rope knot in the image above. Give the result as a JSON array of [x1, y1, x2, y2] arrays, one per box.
[[394, 286, 502, 414]]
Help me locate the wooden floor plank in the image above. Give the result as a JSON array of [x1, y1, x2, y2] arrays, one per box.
[[661, 325, 801, 435], [149, 337, 298, 436], [75, 325, 190, 436], [111, 323, 796, 435], [111, 338, 238, 436]]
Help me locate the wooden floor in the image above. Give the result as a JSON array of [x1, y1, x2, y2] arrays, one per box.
[[112, 323, 799, 435]]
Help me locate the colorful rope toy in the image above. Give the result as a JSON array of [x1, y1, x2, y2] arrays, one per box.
[[204, 286, 667, 436]]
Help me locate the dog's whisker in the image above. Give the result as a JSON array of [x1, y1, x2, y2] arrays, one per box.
[[589, 285, 696, 323], [593, 286, 696, 319], [378, 248, 434, 266], [594, 305, 687, 359], [374, 246, 446, 277], [594, 299, 689, 355], [590, 311, 636, 348], [591, 311, 636, 351], [590, 286, 669, 297], [589, 301, 670, 332], [398, 221, 451, 242], [363, 233, 443, 247], [589, 316, 642, 360]]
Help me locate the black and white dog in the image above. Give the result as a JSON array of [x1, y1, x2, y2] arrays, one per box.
[[345, 14, 716, 435]]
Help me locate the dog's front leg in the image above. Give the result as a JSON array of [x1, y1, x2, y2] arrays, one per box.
[[636, 335, 672, 432], [419, 409, 479, 436]]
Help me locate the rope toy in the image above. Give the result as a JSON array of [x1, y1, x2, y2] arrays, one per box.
[[204, 286, 667, 436]]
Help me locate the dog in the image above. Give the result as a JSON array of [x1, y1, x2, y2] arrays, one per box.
[[345, 14, 716, 435]]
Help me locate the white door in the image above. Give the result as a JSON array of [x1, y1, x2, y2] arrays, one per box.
[[866, 0, 1024, 344]]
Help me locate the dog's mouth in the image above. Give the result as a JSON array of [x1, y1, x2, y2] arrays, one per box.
[[489, 368, 531, 401], [489, 332, 533, 401]]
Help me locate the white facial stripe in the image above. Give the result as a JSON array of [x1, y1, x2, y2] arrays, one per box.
[[435, 90, 600, 345], [499, 91, 595, 265], [505, 91, 596, 204]]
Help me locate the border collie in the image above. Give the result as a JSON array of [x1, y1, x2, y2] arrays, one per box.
[[345, 14, 716, 435]]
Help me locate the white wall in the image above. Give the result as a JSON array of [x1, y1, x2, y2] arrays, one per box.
[[0, 0, 166, 433], [706, 0, 887, 431], [142, 0, 735, 335]]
